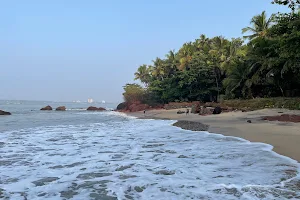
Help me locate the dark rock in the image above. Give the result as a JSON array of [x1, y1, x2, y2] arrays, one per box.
[[55, 106, 66, 111], [0, 110, 11, 115], [116, 102, 127, 110], [173, 120, 209, 131], [40, 105, 52, 111], [247, 120, 252, 123], [213, 106, 222, 114], [87, 106, 106, 111], [177, 110, 185, 114]]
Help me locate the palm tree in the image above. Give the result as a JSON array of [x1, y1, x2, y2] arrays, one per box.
[[151, 58, 165, 80], [242, 11, 274, 40], [223, 61, 252, 98], [165, 50, 179, 76], [134, 64, 151, 87], [177, 43, 194, 71]]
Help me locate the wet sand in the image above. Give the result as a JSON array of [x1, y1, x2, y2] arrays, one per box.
[[129, 108, 300, 162]]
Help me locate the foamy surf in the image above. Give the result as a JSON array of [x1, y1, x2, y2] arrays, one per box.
[[0, 113, 299, 200]]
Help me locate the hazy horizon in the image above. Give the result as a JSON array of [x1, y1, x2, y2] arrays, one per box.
[[0, 0, 288, 102]]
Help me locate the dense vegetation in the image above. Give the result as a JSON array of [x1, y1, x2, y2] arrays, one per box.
[[123, 1, 300, 105]]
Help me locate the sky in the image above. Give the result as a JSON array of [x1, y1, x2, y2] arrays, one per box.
[[0, 0, 289, 102]]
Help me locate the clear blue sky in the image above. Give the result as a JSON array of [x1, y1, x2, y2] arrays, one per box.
[[0, 0, 288, 102]]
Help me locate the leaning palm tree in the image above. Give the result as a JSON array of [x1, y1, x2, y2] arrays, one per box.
[[242, 11, 274, 40]]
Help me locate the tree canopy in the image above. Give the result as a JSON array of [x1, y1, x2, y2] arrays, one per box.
[[122, 2, 300, 104]]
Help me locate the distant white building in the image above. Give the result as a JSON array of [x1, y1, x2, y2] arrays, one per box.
[[88, 98, 94, 103]]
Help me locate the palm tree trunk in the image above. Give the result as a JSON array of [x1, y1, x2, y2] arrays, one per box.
[[214, 67, 220, 102], [279, 84, 285, 97]]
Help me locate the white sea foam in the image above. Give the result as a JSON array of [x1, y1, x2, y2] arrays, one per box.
[[0, 116, 299, 200]]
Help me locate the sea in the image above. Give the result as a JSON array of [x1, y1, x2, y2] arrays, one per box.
[[0, 100, 300, 200]]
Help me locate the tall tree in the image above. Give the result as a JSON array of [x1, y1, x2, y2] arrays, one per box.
[[134, 64, 151, 87], [242, 11, 274, 40], [272, 0, 300, 11]]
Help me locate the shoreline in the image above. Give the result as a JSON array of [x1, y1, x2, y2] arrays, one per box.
[[128, 108, 300, 162]]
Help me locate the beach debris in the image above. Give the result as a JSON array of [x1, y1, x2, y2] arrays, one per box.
[[86, 106, 106, 111], [40, 105, 52, 111], [247, 120, 252, 123], [55, 106, 66, 111], [0, 110, 11, 115]]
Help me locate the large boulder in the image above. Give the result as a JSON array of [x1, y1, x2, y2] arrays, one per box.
[[199, 107, 213, 115], [0, 110, 11, 115], [87, 106, 106, 111], [40, 105, 52, 111], [191, 102, 201, 113], [129, 104, 149, 112], [213, 106, 222, 114], [116, 102, 127, 110], [56, 106, 66, 111]]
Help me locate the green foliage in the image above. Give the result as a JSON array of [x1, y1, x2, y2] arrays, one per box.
[[126, 5, 300, 105], [272, 0, 300, 11], [223, 97, 300, 110], [242, 11, 274, 40], [122, 84, 145, 103]]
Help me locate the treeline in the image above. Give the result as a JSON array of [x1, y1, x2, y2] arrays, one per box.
[[123, 1, 300, 105]]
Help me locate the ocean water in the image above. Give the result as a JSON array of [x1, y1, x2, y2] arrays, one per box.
[[0, 100, 300, 200]]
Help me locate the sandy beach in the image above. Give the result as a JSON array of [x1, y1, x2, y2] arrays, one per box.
[[129, 108, 300, 162]]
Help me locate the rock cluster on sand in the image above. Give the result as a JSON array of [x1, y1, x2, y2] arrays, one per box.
[[164, 102, 199, 110], [87, 106, 106, 111], [116, 101, 162, 112], [199, 107, 213, 115], [263, 114, 300, 123], [173, 121, 209, 131], [40, 105, 52, 111], [55, 106, 66, 111], [0, 110, 11, 115], [128, 103, 149, 112]]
